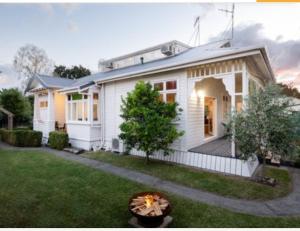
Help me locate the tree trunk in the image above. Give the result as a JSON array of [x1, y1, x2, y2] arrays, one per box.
[[262, 156, 266, 176], [146, 153, 150, 164]]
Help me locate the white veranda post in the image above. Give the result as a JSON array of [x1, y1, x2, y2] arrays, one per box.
[[47, 89, 55, 133]]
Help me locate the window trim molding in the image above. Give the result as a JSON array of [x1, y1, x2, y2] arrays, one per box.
[[151, 78, 179, 103]]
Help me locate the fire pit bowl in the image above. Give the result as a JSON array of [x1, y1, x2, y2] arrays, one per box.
[[128, 191, 172, 227]]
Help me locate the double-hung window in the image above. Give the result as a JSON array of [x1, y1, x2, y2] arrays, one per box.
[[153, 80, 178, 103]]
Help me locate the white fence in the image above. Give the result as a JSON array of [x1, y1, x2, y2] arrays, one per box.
[[130, 149, 259, 177]]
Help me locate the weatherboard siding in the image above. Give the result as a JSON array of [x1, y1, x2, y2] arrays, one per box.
[[103, 70, 187, 151]]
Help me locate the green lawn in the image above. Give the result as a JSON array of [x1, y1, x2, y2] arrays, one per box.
[[0, 149, 299, 228], [82, 151, 292, 200]]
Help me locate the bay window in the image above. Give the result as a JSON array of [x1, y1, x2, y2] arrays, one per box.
[[153, 80, 178, 103], [67, 92, 100, 122], [67, 93, 89, 122]]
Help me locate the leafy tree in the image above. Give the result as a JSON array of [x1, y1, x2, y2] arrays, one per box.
[[278, 83, 300, 99], [13, 44, 53, 91], [228, 84, 299, 173], [53, 65, 91, 79], [119, 81, 184, 163], [0, 88, 32, 126]]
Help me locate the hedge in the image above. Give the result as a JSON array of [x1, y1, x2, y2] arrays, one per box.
[[48, 131, 69, 150], [0, 129, 42, 147]]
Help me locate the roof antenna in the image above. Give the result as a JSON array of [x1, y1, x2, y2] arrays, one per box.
[[193, 16, 201, 46], [219, 3, 235, 41]]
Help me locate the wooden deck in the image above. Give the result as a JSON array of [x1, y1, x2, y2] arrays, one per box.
[[189, 137, 233, 157]]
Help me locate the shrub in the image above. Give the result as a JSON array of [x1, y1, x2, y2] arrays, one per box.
[[48, 131, 69, 150], [0, 129, 42, 147]]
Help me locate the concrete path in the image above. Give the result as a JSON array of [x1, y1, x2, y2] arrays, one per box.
[[1, 142, 300, 217]]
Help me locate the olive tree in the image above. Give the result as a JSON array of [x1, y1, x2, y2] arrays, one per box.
[[119, 81, 184, 163], [228, 84, 299, 173]]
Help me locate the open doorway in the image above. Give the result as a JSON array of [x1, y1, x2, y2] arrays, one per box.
[[204, 96, 216, 139]]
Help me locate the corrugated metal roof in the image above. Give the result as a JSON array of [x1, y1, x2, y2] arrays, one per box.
[[39, 40, 272, 92], [69, 41, 269, 89], [38, 75, 76, 88]]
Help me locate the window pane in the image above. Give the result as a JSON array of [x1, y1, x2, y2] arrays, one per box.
[[77, 102, 83, 121], [72, 102, 77, 120], [84, 95, 88, 99], [72, 93, 82, 100], [84, 102, 88, 121], [158, 94, 164, 102], [93, 104, 98, 121], [93, 93, 99, 100], [166, 80, 177, 90], [154, 82, 163, 91], [235, 73, 243, 93], [166, 93, 176, 103], [68, 103, 71, 120], [67, 95, 71, 101], [235, 95, 243, 112]]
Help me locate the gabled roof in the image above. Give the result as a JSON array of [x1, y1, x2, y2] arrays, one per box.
[[25, 40, 275, 94], [26, 75, 76, 93], [37, 75, 75, 88]]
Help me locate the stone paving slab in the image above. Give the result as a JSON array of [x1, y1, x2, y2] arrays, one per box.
[[1, 142, 300, 217]]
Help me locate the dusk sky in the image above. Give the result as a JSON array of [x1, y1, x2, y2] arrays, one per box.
[[0, 3, 299, 90]]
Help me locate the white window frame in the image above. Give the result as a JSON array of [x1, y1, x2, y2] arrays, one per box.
[[67, 93, 89, 123], [92, 92, 100, 123], [152, 79, 178, 103]]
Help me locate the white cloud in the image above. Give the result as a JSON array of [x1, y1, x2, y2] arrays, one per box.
[[210, 23, 300, 89], [60, 3, 80, 15], [37, 3, 80, 16], [0, 64, 21, 90], [67, 21, 79, 33], [38, 3, 54, 16]]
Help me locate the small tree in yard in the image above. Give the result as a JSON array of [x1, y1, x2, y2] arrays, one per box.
[[119, 81, 184, 163], [228, 84, 299, 174]]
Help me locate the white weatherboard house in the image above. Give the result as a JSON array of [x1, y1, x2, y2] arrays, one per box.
[[27, 40, 275, 177]]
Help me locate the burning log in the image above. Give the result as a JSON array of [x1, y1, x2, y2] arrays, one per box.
[[129, 193, 169, 217]]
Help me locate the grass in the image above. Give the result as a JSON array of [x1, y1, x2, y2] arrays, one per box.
[[82, 151, 292, 200], [1, 149, 299, 228]]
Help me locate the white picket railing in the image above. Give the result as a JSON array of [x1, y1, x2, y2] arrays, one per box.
[[130, 149, 259, 177]]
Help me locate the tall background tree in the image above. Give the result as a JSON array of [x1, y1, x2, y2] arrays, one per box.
[[13, 44, 53, 91], [278, 83, 300, 99], [0, 88, 32, 127], [228, 84, 299, 174], [53, 65, 91, 79], [119, 81, 184, 163]]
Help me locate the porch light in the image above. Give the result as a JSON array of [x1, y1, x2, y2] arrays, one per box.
[[197, 90, 205, 98], [191, 89, 197, 98]]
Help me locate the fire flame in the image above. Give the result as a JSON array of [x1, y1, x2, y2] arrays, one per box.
[[144, 194, 154, 208]]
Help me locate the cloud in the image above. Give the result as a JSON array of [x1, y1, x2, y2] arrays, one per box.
[[38, 3, 54, 16], [37, 3, 80, 16], [60, 3, 80, 15], [0, 64, 21, 90], [211, 23, 300, 89], [67, 21, 79, 33]]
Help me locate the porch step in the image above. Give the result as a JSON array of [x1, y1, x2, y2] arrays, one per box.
[[63, 147, 84, 155]]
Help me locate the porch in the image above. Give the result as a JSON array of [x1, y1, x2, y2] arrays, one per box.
[[188, 137, 240, 158]]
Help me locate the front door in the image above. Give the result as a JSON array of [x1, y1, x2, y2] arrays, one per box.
[[204, 96, 216, 139]]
